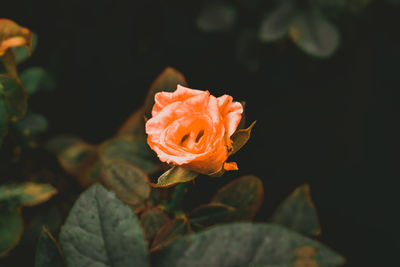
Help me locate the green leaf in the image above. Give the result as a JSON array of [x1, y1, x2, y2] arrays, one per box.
[[60, 184, 149, 267], [196, 3, 237, 32], [13, 112, 48, 147], [20, 67, 55, 96], [0, 182, 58, 207], [100, 160, 151, 206], [155, 166, 198, 188], [35, 227, 64, 267], [153, 223, 345, 267], [259, 2, 296, 42], [144, 67, 187, 119], [270, 184, 321, 236], [230, 121, 256, 155], [140, 208, 170, 241], [150, 218, 188, 253], [0, 74, 28, 121], [0, 207, 23, 257], [211, 175, 263, 221], [12, 33, 38, 64], [188, 203, 235, 230], [289, 12, 340, 58], [99, 137, 160, 174]]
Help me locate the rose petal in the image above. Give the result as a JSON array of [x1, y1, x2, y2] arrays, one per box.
[[217, 95, 243, 137], [223, 162, 238, 171], [152, 85, 206, 117]]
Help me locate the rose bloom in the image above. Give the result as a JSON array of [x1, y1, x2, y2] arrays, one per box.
[[145, 85, 243, 175], [0, 19, 32, 56]]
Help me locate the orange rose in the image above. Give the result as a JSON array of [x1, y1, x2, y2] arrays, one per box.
[[145, 85, 243, 175]]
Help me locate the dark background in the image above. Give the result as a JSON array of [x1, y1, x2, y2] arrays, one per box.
[[3, 0, 400, 266]]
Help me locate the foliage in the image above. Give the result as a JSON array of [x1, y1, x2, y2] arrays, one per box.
[[196, 0, 374, 67], [0, 17, 347, 265], [0, 19, 56, 259]]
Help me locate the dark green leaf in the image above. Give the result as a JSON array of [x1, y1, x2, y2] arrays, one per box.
[[20, 206, 62, 246], [0, 74, 27, 121], [35, 227, 64, 267], [0, 182, 57, 207], [188, 203, 235, 230], [289, 12, 340, 58], [230, 121, 256, 155], [140, 208, 170, 241], [60, 184, 149, 267], [155, 166, 198, 188], [270, 184, 321, 236], [259, 2, 295, 42], [196, 3, 237, 32], [154, 223, 345, 267], [99, 137, 160, 174], [100, 160, 151, 206], [211, 175, 263, 220], [0, 207, 23, 257], [20, 67, 55, 96], [151, 218, 188, 253], [144, 67, 187, 119]]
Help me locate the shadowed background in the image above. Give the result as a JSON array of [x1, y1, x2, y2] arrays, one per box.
[[3, 0, 399, 266]]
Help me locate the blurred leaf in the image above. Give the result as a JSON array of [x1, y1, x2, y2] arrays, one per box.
[[99, 136, 160, 174], [35, 227, 64, 267], [270, 184, 321, 236], [140, 207, 170, 241], [144, 67, 187, 119], [211, 175, 263, 220], [153, 223, 345, 267], [259, 2, 295, 42], [0, 74, 28, 121], [0, 19, 33, 57], [13, 112, 48, 147], [236, 30, 260, 72], [155, 166, 198, 188], [58, 141, 97, 176], [117, 106, 145, 138], [60, 184, 149, 267], [20, 67, 55, 96], [12, 33, 38, 64], [0, 182, 57, 207], [289, 12, 340, 58], [0, 92, 8, 145], [151, 218, 188, 253], [230, 121, 256, 155], [76, 160, 101, 188], [196, 3, 237, 32], [20, 206, 62, 246], [188, 203, 235, 230], [0, 207, 23, 257], [100, 160, 151, 206], [46, 135, 83, 155]]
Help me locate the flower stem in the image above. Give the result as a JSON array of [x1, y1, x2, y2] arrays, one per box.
[[163, 183, 188, 214]]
